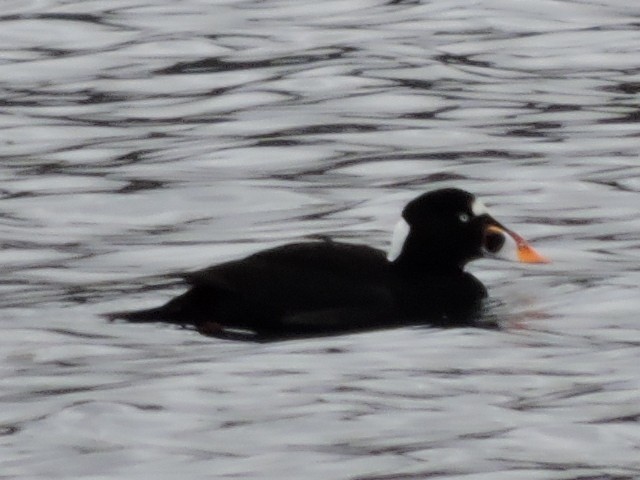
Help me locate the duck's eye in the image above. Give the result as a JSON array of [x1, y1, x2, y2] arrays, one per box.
[[458, 212, 471, 223]]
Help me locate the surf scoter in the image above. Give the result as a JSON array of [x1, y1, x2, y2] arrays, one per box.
[[109, 188, 548, 340]]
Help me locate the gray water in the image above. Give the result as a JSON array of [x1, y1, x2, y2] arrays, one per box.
[[2, 0, 640, 478]]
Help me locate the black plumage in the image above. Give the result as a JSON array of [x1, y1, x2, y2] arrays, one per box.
[[108, 188, 547, 340]]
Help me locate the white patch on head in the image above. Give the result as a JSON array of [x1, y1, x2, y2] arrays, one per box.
[[471, 198, 491, 217], [387, 218, 410, 262]]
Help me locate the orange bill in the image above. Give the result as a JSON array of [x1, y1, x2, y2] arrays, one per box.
[[485, 224, 550, 264]]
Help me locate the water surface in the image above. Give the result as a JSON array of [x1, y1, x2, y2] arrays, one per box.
[[2, 0, 640, 478]]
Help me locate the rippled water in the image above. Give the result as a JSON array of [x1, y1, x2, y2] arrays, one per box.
[[2, 0, 640, 478]]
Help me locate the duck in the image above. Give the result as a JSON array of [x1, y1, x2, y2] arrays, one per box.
[[108, 188, 548, 340]]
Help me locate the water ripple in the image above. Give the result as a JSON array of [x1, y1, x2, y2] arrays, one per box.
[[2, 0, 640, 478]]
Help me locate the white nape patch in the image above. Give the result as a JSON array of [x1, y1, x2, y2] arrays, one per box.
[[471, 198, 491, 217], [387, 218, 410, 262]]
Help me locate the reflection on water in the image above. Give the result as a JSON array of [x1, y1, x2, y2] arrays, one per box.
[[2, 0, 640, 478]]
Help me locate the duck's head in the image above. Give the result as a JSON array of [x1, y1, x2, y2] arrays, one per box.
[[388, 188, 548, 272]]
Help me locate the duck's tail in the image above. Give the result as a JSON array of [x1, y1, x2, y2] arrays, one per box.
[[105, 305, 176, 324], [104, 287, 216, 325]]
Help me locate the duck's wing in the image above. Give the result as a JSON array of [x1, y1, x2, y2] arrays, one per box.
[[182, 242, 397, 335]]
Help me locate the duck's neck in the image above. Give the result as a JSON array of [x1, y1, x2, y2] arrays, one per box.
[[386, 217, 467, 276], [391, 253, 464, 277]]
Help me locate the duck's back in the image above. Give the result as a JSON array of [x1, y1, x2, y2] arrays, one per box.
[[189, 241, 390, 290]]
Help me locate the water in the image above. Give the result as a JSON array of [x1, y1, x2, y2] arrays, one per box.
[[2, 0, 640, 478]]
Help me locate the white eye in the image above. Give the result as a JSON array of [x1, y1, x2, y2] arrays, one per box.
[[458, 212, 470, 223]]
